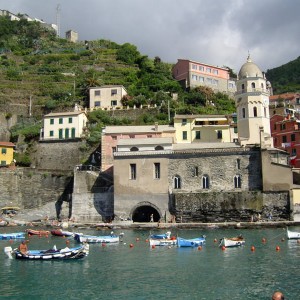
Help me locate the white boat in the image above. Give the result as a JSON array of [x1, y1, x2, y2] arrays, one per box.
[[287, 228, 300, 239], [219, 235, 245, 248], [74, 233, 120, 243], [149, 231, 177, 246]]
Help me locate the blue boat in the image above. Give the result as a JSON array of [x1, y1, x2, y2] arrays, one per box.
[[0, 232, 25, 240], [177, 236, 206, 247], [150, 231, 171, 239]]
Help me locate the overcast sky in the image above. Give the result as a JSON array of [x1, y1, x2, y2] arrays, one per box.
[[1, 0, 299, 73]]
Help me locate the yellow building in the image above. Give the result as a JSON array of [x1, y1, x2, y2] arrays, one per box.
[[173, 114, 233, 143], [0, 142, 15, 166]]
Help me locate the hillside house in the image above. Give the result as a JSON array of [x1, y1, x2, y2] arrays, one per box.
[[0, 142, 15, 166]]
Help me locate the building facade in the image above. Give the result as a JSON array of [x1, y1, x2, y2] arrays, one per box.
[[0, 142, 15, 166], [66, 30, 78, 43], [89, 85, 127, 110], [172, 59, 236, 94], [41, 111, 88, 141]]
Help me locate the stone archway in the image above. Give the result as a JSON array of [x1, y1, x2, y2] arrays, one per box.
[[130, 202, 161, 222]]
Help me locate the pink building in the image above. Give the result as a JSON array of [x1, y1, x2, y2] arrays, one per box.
[[101, 124, 175, 174], [172, 59, 236, 95]]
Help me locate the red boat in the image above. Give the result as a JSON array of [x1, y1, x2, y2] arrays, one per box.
[[51, 229, 74, 237], [26, 229, 51, 236]]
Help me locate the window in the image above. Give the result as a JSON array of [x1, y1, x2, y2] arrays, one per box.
[[182, 131, 187, 140], [130, 147, 139, 151], [281, 123, 286, 130], [251, 82, 255, 88], [292, 148, 297, 156], [130, 164, 136, 180], [192, 75, 198, 81], [59, 118, 63, 124], [112, 147, 116, 153], [111, 100, 117, 106], [193, 166, 199, 177], [228, 82, 235, 88], [129, 135, 135, 138], [261, 83, 264, 89], [154, 163, 160, 179], [242, 84, 245, 90], [282, 136, 287, 143], [202, 175, 209, 189], [212, 79, 218, 85], [237, 159, 241, 170], [217, 130, 222, 139], [207, 78, 212, 84], [111, 89, 117, 96], [192, 64, 197, 70], [206, 68, 211, 73], [195, 131, 201, 140], [1, 161, 6, 166], [234, 175, 241, 188], [195, 121, 204, 125], [95, 101, 101, 107], [49, 131, 54, 137], [213, 69, 218, 75], [71, 128, 76, 138], [291, 134, 296, 142], [296, 98, 300, 105], [242, 108, 246, 118], [65, 128, 69, 139], [50, 118, 54, 125], [112, 136, 117, 140], [253, 106, 257, 117], [182, 119, 187, 125], [199, 66, 204, 71], [68, 117, 72, 124], [147, 135, 152, 138], [199, 77, 204, 82], [155, 145, 164, 150], [174, 175, 181, 189], [1, 148, 7, 154], [59, 129, 63, 139], [94, 90, 100, 96]]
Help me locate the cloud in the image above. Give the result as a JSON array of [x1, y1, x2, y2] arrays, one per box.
[[1, 0, 299, 73]]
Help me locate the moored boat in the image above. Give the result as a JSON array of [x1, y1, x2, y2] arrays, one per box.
[[51, 229, 74, 237], [219, 235, 245, 248], [4, 244, 89, 260], [177, 236, 206, 247], [0, 232, 25, 240], [26, 229, 51, 236], [149, 231, 177, 247], [286, 228, 300, 239], [74, 233, 120, 243]]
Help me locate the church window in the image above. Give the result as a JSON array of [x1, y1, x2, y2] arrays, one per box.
[[264, 107, 267, 117], [130, 164, 136, 180], [253, 107, 257, 117], [236, 159, 241, 170], [154, 163, 160, 179], [174, 175, 181, 189], [217, 130, 222, 139], [193, 166, 199, 177], [202, 175, 210, 189], [242, 108, 246, 118], [251, 82, 255, 88], [242, 84, 245, 90], [261, 83, 264, 89], [234, 175, 241, 188]]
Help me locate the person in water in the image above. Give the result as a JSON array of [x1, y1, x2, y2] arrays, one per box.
[[18, 240, 28, 255]]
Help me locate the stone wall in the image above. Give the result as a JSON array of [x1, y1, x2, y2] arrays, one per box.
[[171, 191, 290, 222]]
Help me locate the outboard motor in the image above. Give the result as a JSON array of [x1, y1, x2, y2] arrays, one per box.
[[4, 246, 13, 259]]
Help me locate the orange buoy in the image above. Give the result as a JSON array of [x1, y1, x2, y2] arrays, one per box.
[[198, 246, 202, 251], [102, 243, 106, 247], [145, 239, 149, 243], [214, 239, 217, 243], [262, 238, 266, 243], [66, 240, 70, 245], [221, 246, 226, 251], [251, 246, 255, 252], [276, 245, 280, 251], [151, 245, 155, 249], [129, 243, 134, 248]]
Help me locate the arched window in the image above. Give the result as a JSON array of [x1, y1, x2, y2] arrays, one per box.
[[241, 83, 245, 90], [264, 107, 267, 117], [253, 106, 257, 117], [236, 159, 241, 170], [261, 83, 264, 89], [251, 82, 255, 88], [202, 175, 209, 189], [174, 175, 181, 189], [242, 108, 246, 118], [234, 175, 241, 188], [130, 147, 139, 151], [155, 145, 164, 150]]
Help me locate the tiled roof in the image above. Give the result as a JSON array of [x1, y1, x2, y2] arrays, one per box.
[[104, 125, 175, 134], [0, 142, 15, 147], [44, 111, 86, 117]]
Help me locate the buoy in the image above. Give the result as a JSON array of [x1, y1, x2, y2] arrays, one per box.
[[129, 243, 134, 248], [102, 243, 106, 247], [281, 238, 285, 242], [66, 240, 70, 245], [151, 245, 155, 249], [145, 239, 149, 243], [262, 238, 266, 243], [221, 246, 226, 251], [251, 246, 255, 252], [198, 246, 202, 251], [214, 239, 217, 243], [46, 235, 48, 238], [136, 237, 140, 241], [276, 245, 280, 251]]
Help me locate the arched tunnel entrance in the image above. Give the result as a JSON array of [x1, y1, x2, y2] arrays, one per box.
[[132, 205, 160, 222]]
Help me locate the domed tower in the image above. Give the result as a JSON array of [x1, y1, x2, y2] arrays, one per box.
[[235, 55, 273, 148]]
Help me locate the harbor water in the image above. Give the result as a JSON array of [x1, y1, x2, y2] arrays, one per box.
[[0, 226, 299, 299]]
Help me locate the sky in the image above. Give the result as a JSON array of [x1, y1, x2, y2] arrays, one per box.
[[1, 0, 299, 73]]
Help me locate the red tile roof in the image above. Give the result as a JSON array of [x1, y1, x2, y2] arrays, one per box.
[[0, 142, 15, 147]]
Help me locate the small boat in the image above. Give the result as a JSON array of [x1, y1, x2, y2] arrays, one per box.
[[26, 229, 51, 236], [219, 235, 245, 248], [4, 244, 89, 260], [74, 233, 120, 243], [149, 231, 177, 247], [177, 236, 206, 247], [51, 229, 74, 237], [0, 232, 25, 240], [287, 228, 300, 239]]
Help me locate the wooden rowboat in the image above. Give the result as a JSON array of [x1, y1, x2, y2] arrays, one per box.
[[219, 235, 245, 248], [26, 229, 51, 236]]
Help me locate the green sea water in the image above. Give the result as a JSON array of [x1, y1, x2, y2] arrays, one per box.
[[0, 226, 299, 299]]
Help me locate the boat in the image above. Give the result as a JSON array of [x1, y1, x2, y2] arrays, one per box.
[[149, 231, 177, 247], [26, 229, 51, 236], [74, 232, 120, 243], [177, 236, 206, 247], [0, 232, 25, 240], [287, 228, 300, 239], [51, 229, 75, 237], [219, 235, 245, 248], [4, 244, 89, 260]]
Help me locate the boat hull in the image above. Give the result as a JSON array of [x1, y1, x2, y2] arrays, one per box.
[[177, 237, 206, 247], [0, 232, 25, 240], [287, 229, 300, 239], [149, 238, 176, 246], [219, 238, 245, 248], [74, 233, 119, 243], [26, 229, 50, 236], [51, 229, 74, 237]]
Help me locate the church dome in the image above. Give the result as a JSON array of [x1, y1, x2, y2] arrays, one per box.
[[238, 55, 263, 79]]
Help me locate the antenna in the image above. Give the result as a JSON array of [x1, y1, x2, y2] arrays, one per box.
[[56, 4, 61, 37]]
